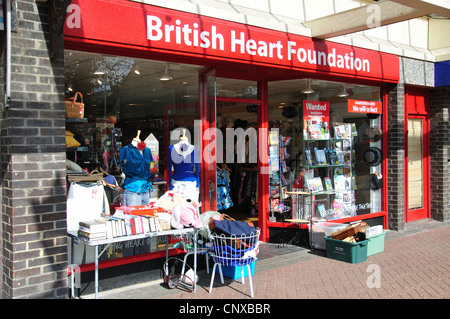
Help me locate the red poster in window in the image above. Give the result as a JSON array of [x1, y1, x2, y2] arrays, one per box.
[[303, 100, 330, 139], [348, 99, 382, 114]]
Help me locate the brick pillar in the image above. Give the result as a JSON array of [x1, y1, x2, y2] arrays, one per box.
[[429, 87, 450, 222], [386, 83, 406, 231], [0, 1, 67, 298]]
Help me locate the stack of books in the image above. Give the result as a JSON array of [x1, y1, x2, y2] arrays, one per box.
[[78, 220, 108, 241], [77, 211, 166, 241]]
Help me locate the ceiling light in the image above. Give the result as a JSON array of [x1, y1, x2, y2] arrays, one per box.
[[134, 67, 140, 75], [301, 79, 314, 94], [94, 71, 105, 75], [160, 65, 173, 81], [337, 86, 349, 97]]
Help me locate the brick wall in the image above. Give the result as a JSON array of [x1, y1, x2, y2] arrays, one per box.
[[1, 1, 67, 298], [429, 87, 450, 222], [386, 83, 406, 231]]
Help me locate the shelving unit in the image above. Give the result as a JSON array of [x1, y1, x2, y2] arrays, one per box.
[[268, 130, 291, 222]]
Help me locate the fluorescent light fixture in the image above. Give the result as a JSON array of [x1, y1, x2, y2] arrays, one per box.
[[94, 71, 105, 75]]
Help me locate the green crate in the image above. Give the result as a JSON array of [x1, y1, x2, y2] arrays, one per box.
[[367, 232, 385, 256], [325, 237, 369, 264]]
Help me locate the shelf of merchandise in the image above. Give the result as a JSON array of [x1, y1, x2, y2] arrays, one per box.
[[268, 132, 292, 222]]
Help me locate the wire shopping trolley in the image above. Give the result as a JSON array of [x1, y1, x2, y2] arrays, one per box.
[[209, 228, 260, 298]]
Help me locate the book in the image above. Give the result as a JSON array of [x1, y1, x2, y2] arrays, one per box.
[[269, 130, 279, 145], [270, 198, 280, 211], [307, 177, 323, 193], [324, 177, 333, 190], [79, 220, 107, 232], [77, 230, 107, 240], [304, 148, 313, 166], [270, 185, 280, 197], [327, 148, 339, 165], [317, 204, 327, 218], [313, 147, 327, 165]]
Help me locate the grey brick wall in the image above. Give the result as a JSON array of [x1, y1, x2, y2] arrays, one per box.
[[1, 0, 67, 299], [429, 87, 450, 222], [386, 82, 406, 231]]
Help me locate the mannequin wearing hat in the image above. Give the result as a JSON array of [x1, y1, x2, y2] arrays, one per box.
[[119, 130, 154, 206], [168, 129, 200, 200]]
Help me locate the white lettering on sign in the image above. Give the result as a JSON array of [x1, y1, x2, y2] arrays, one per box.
[[147, 15, 224, 50], [146, 15, 371, 72]]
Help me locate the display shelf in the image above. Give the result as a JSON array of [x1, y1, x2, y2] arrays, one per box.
[[66, 146, 89, 152]]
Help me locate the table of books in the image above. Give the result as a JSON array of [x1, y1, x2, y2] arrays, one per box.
[[67, 227, 201, 299]]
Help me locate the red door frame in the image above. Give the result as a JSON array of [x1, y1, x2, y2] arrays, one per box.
[[199, 67, 217, 212], [404, 87, 430, 222]]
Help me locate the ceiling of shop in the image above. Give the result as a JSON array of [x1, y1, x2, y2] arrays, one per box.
[[65, 50, 379, 122]]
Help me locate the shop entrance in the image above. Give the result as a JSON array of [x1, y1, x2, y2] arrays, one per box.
[[405, 88, 430, 222], [200, 75, 261, 227], [216, 100, 259, 226]]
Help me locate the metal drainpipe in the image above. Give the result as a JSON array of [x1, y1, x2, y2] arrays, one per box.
[[4, 0, 11, 108]]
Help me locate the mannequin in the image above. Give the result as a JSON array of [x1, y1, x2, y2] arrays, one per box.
[[119, 130, 153, 206], [168, 129, 200, 199]]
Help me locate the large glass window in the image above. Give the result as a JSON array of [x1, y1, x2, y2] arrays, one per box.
[[65, 51, 201, 181], [65, 51, 202, 262], [267, 79, 382, 222]]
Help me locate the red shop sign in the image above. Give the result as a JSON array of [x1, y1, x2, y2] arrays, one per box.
[[347, 99, 382, 114], [65, 0, 399, 82]]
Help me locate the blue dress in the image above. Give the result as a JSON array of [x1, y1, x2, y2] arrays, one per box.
[[168, 144, 200, 190], [119, 144, 153, 193]]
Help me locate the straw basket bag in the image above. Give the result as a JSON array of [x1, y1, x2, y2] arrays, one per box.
[[65, 92, 85, 118]]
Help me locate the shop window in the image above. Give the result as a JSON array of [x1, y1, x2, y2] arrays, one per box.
[[267, 79, 382, 222], [64, 50, 202, 263], [216, 77, 258, 99]]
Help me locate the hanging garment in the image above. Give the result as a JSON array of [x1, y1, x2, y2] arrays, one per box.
[[217, 168, 233, 211], [66, 182, 107, 232]]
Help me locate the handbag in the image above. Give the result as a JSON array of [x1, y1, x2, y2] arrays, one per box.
[[66, 130, 81, 148], [65, 92, 85, 118]]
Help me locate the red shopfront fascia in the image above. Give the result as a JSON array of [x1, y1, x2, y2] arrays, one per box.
[[64, 0, 396, 252]]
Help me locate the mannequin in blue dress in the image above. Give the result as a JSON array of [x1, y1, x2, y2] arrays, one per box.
[[168, 129, 200, 200]]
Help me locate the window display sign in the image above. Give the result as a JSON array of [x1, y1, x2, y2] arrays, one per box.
[[347, 99, 382, 114], [303, 100, 330, 139]]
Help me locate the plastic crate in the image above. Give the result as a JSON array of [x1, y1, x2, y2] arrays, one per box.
[[221, 262, 255, 280], [312, 222, 347, 250], [325, 237, 369, 264], [367, 232, 385, 256]]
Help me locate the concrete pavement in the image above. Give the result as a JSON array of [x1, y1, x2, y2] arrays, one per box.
[[83, 218, 450, 300]]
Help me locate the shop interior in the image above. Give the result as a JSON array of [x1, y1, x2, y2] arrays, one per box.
[[65, 50, 383, 237]]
